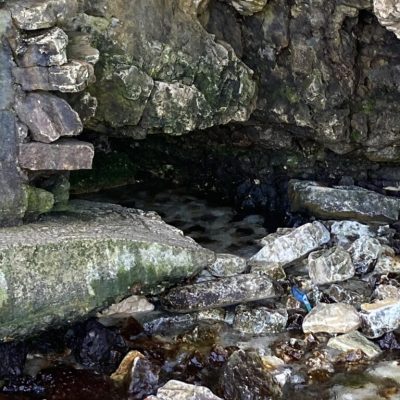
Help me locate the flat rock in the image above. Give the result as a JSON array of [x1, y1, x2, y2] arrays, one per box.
[[289, 180, 400, 223], [250, 221, 330, 265], [9, 0, 78, 30], [207, 253, 247, 277], [302, 303, 361, 334], [15, 27, 68, 67], [13, 60, 94, 92], [308, 246, 355, 285], [327, 331, 382, 359], [15, 92, 83, 143], [360, 298, 400, 338], [161, 273, 276, 312], [150, 380, 222, 400], [0, 200, 214, 340], [233, 305, 288, 335], [19, 139, 94, 171]]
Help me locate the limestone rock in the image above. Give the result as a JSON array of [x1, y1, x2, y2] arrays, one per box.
[[13, 61, 94, 92], [19, 139, 94, 171], [327, 331, 382, 359], [233, 305, 288, 335], [228, 0, 268, 15], [0, 200, 214, 339], [207, 253, 247, 277], [373, 284, 400, 300], [374, 253, 400, 275], [374, 0, 400, 39], [308, 246, 355, 285], [67, 32, 99, 65], [221, 350, 282, 399], [251, 221, 330, 265], [360, 299, 400, 338], [15, 93, 83, 143], [162, 274, 276, 312], [250, 261, 286, 280], [151, 380, 222, 400], [15, 27, 68, 67], [289, 180, 400, 223], [302, 303, 361, 334], [326, 280, 371, 306], [9, 0, 78, 30], [349, 237, 382, 274]]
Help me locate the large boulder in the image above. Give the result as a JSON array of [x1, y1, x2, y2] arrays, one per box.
[[0, 200, 215, 340], [289, 180, 400, 223], [67, 0, 257, 136]]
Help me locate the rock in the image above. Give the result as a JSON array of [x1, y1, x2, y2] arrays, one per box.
[[349, 237, 382, 274], [151, 380, 222, 400], [305, 350, 334, 379], [15, 92, 83, 143], [221, 350, 282, 399], [65, 319, 127, 374], [110, 350, 143, 386], [128, 354, 160, 399], [374, 253, 400, 275], [67, 32, 100, 65], [250, 221, 330, 265], [374, 0, 400, 39], [9, 0, 78, 30], [367, 360, 400, 385], [325, 280, 371, 306], [360, 299, 400, 338], [139, 312, 198, 335], [19, 139, 94, 171], [13, 61, 94, 92], [0, 341, 27, 379], [15, 27, 68, 67], [207, 253, 247, 277], [24, 185, 54, 218], [308, 246, 355, 285], [162, 273, 276, 312], [373, 284, 400, 300], [330, 220, 380, 247], [250, 261, 286, 280], [97, 295, 154, 326], [228, 0, 268, 15], [327, 331, 382, 359], [0, 200, 214, 339], [289, 180, 400, 223], [329, 382, 386, 400], [233, 305, 288, 335], [302, 303, 361, 334]]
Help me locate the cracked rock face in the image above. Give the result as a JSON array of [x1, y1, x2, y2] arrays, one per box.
[[69, 0, 256, 136]]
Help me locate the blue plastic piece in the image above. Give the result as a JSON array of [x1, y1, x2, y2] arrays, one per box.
[[291, 285, 312, 312]]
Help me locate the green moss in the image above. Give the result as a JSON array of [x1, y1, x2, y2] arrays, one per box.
[[70, 151, 137, 194], [23, 185, 54, 216]]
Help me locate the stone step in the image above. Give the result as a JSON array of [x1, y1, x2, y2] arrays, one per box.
[[0, 200, 215, 340], [19, 139, 94, 170], [15, 92, 83, 143], [13, 60, 94, 92], [15, 27, 68, 67]]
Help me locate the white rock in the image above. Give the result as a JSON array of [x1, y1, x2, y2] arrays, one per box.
[[229, 0, 268, 15], [151, 380, 223, 400], [368, 360, 400, 385], [331, 220, 375, 246], [308, 246, 355, 285], [327, 331, 382, 359], [303, 303, 361, 334], [360, 298, 400, 338], [251, 221, 330, 266], [208, 253, 247, 277], [349, 237, 382, 274], [374, 0, 400, 39]]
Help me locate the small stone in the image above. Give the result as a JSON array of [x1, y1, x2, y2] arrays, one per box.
[[15, 92, 83, 143], [250, 261, 286, 280], [196, 308, 227, 323], [19, 139, 94, 171], [152, 380, 222, 400], [139, 312, 197, 335], [289, 180, 400, 223], [325, 280, 371, 306], [233, 305, 288, 335], [13, 61, 94, 93], [228, 0, 268, 15], [207, 253, 247, 277], [24, 185, 54, 218], [327, 331, 382, 359], [162, 274, 276, 312], [221, 350, 282, 399], [374, 253, 400, 275], [373, 284, 400, 300], [15, 27, 68, 67], [303, 303, 361, 334], [128, 355, 160, 399], [349, 237, 382, 274], [111, 350, 143, 386], [251, 221, 330, 266], [306, 350, 335, 379], [9, 0, 78, 30], [360, 299, 400, 338], [308, 246, 355, 285]]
